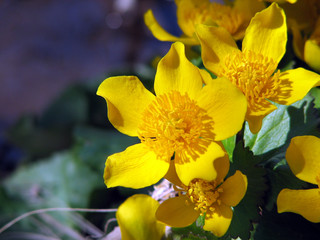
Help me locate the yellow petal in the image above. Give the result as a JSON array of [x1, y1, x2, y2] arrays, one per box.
[[97, 76, 155, 137], [164, 160, 184, 187], [197, 77, 247, 141], [196, 24, 240, 76], [285, 136, 320, 184], [304, 39, 320, 72], [154, 42, 203, 99], [144, 10, 198, 45], [156, 195, 199, 227], [104, 144, 169, 189], [277, 188, 320, 223], [242, 3, 287, 65], [117, 194, 165, 240], [219, 171, 248, 207], [271, 68, 320, 105], [203, 204, 233, 237], [245, 103, 277, 134], [233, 0, 265, 21], [174, 141, 227, 186]]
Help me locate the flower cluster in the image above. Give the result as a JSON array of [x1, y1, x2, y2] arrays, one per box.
[[98, 1, 320, 239]]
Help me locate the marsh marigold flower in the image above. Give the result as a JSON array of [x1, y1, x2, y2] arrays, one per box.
[[156, 154, 247, 237], [97, 42, 247, 189], [277, 136, 320, 222], [282, 0, 320, 72], [116, 194, 165, 240], [196, 3, 320, 133], [144, 0, 265, 45]]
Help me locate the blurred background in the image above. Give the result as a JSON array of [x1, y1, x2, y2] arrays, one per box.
[[0, 0, 180, 239]]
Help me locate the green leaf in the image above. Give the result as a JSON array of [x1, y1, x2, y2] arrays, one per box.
[[221, 135, 236, 161], [244, 94, 320, 157], [3, 151, 100, 209], [264, 163, 310, 211], [72, 125, 139, 172], [254, 207, 320, 240], [170, 220, 218, 240], [310, 87, 320, 109], [224, 142, 268, 240]]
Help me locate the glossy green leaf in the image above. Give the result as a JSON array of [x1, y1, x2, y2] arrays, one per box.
[[244, 94, 320, 157]]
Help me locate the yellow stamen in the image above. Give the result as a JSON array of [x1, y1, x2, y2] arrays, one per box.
[[221, 50, 281, 112], [138, 91, 213, 163], [186, 178, 223, 218]]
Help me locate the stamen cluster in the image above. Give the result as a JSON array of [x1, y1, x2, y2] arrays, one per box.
[[138, 91, 213, 163]]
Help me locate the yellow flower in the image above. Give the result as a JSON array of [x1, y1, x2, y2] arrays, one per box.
[[144, 0, 265, 45], [264, 0, 297, 3], [277, 136, 320, 223], [116, 194, 165, 240], [196, 3, 320, 133], [283, 0, 320, 72], [156, 155, 247, 237], [97, 42, 247, 189]]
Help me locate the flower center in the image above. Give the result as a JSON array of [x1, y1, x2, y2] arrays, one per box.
[[138, 91, 214, 163], [186, 178, 223, 217], [221, 50, 281, 112]]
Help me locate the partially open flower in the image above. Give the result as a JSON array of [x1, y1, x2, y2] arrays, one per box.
[[277, 136, 320, 222], [116, 194, 165, 240], [144, 0, 265, 45]]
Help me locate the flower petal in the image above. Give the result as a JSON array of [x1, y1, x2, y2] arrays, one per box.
[[164, 160, 184, 187], [245, 103, 278, 134], [154, 42, 204, 99], [219, 170, 248, 207], [117, 194, 165, 240], [271, 68, 320, 105], [156, 195, 199, 227], [203, 204, 233, 237], [97, 76, 155, 137], [196, 24, 240, 76], [144, 10, 198, 45], [304, 39, 320, 72], [285, 136, 320, 185], [277, 188, 320, 223], [104, 144, 169, 189], [174, 141, 228, 186], [242, 3, 287, 65], [197, 77, 247, 141], [233, 0, 265, 22]]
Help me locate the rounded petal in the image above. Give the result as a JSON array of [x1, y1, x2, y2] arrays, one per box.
[[156, 195, 199, 227], [242, 3, 287, 65], [154, 42, 203, 99], [144, 10, 197, 45], [197, 77, 247, 141], [285, 136, 320, 184], [175, 141, 228, 186], [117, 194, 165, 240], [245, 103, 278, 134], [203, 204, 233, 237], [233, 0, 265, 21], [304, 39, 320, 72], [104, 144, 169, 189], [272, 68, 320, 105], [219, 171, 248, 207], [196, 24, 240, 76], [97, 76, 155, 137], [164, 160, 184, 187], [277, 188, 320, 223]]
